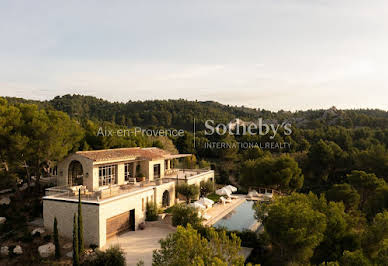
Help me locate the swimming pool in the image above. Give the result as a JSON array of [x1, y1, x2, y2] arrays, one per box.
[[213, 200, 258, 231]]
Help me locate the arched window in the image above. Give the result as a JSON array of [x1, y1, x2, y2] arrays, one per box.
[[68, 160, 83, 186]]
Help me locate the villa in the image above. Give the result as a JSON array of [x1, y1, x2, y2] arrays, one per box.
[[42, 147, 214, 247]]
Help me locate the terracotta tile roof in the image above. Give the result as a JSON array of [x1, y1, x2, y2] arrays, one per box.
[[76, 147, 177, 162]]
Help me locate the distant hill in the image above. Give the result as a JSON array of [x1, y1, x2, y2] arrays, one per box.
[[4, 94, 388, 130]]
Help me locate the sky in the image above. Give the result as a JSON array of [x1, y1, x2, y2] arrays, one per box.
[[0, 0, 387, 111]]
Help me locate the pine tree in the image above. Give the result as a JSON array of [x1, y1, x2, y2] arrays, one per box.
[[78, 189, 84, 254], [73, 214, 79, 266], [53, 217, 60, 259]]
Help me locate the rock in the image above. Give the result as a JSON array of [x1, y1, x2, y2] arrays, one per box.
[[63, 242, 72, 249], [0, 217, 6, 224], [1, 246, 8, 256], [13, 245, 22, 255], [31, 228, 45, 236], [0, 197, 10, 205], [38, 243, 55, 258], [66, 251, 72, 258]]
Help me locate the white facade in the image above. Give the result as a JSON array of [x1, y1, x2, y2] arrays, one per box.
[[43, 147, 214, 247]]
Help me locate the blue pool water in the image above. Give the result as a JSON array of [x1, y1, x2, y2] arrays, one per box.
[[213, 200, 257, 231]]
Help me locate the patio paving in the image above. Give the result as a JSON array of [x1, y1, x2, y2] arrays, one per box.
[[105, 197, 254, 265], [105, 222, 176, 266], [203, 195, 246, 226]]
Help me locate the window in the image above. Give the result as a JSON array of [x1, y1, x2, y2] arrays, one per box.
[[98, 165, 117, 186], [154, 164, 160, 179], [124, 163, 134, 181]]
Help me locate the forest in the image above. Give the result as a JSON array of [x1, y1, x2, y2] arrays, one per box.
[[1, 94, 388, 265]]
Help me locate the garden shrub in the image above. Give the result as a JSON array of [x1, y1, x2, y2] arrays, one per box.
[[83, 245, 125, 266], [145, 202, 158, 221], [163, 206, 175, 213], [200, 180, 214, 196], [171, 204, 202, 227], [176, 183, 199, 204]]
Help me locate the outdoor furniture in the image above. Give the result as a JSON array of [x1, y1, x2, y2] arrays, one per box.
[[216, 187, 231, 197], [225, 185, 237, 193], [247, 190, 260, 199], [136, 176, 145, 182], [219, 196, 232, 204], [190, 201, 206, 210], [198, 197, 214, 208], [264, 189, 273, 198], [69, 185, 88, 196]]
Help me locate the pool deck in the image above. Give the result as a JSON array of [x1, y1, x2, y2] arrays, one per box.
[[203, 195, 247, 226]]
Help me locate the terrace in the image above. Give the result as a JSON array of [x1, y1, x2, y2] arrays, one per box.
[[44, 168, 213, 202], [164, 168, 212, 180]]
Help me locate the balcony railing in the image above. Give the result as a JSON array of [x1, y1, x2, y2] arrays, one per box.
[[44, 168, 213, 202], [44, 178, 178, 201], [164, 168, 212, 180]]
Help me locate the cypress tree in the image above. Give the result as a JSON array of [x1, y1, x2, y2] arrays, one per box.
[[72, 214, 79, 266], [53, 217, 60, 259], [78, 189, 84, 254]]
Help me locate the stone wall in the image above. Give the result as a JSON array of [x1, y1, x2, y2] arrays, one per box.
[[43, 199, 100, 246]]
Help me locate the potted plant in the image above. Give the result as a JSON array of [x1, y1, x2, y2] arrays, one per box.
[[136, 171, 145, 182], [139, 222, 146, 230]]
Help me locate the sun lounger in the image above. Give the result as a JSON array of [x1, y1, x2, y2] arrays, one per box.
[[198, 197, 214, 208], [220, 196, 226, 204], [247, 190, 260, 199], [220, 196, 232, 204]]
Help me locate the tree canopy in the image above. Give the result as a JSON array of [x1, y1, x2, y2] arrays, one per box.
[[240, 154, 303, 192], [152, 224, 245, 266]]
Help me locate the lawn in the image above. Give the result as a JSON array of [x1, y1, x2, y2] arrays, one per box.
[[207, 192, 221, 203]]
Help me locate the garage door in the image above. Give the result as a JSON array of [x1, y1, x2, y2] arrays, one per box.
[[106, 209, 135, 238]]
